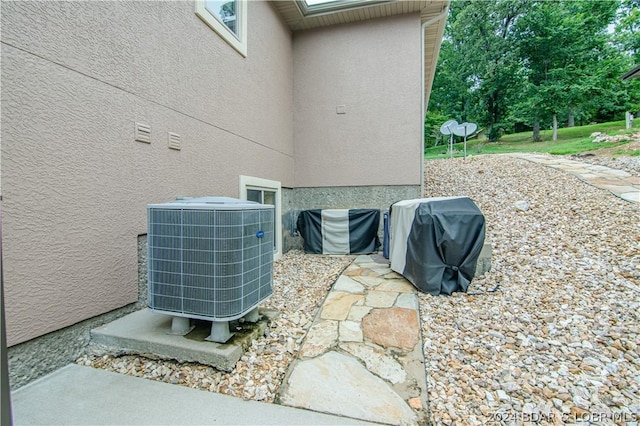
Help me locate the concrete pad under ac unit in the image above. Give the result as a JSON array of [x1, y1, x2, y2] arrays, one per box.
[[90, 309, 273, 371]]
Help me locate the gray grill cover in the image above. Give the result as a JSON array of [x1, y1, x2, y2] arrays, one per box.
[[390, 197, 485, 295], [297, 209, 380, 255]]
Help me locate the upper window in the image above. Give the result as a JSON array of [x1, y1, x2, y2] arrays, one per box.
[[196, 0, 247, 57]]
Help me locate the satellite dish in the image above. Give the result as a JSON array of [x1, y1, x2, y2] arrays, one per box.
[[467, 123, 478, 135], [453, 122, 478, 137], [440, 120, 459, 135]]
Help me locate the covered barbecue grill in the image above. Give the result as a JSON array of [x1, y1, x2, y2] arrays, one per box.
[[389, 196, 485, 295]]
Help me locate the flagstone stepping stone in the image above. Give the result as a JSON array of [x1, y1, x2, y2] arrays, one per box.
[[332, 275, 365, 293], [365, 290, 398, 308], [340, 342, 407, 384], [351, 276, 385, 287], [338, 321, 363, 342], [299, 320, 338, 358], [343, 266, 363, 277], [376, 280, 414, 293], [320, 292, 363, 321], [280, 351, 416, 425], [395, 293, 419, 310], [362, 307, 419, 351], [347, 305, 372, 321]]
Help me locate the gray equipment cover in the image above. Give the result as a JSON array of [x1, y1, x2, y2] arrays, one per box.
[[390, 197, 485, 295], [296, 209, 380, 255]]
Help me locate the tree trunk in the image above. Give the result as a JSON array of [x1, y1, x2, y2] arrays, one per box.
[[552, 114, 558, 141], [568, 112, 575, 127], [533, 119, 541, 142]]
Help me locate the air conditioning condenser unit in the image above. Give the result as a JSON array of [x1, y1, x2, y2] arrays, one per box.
[[147, 197, 274, 342]]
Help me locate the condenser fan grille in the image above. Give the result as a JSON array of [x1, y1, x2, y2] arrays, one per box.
[[147, 199, 274, 321]]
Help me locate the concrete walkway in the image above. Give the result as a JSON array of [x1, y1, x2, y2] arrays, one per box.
[[11, 364, 372, 425], [279, 254, 428, 425], [508, 153, 640, 203]]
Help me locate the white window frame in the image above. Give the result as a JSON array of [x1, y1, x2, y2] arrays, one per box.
[[239, 175, 282, 261], [196, 0, 247, 57]]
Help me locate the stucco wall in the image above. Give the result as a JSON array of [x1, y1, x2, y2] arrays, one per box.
[[1, 1, 293, 346], [293, 13, 422, 188]]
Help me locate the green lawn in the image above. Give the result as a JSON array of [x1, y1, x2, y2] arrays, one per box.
[[425, 118, 640, 160]]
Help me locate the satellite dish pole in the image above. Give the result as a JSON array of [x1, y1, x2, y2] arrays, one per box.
[[450, 131, 454, 158], [464, 125, 468, 158], [439, 120, 458, 159], [453, 122, 478, 160]]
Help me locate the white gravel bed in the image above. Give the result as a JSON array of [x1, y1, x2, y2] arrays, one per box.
[[77, 250, 352, 403], [421, 156, 639, 425]]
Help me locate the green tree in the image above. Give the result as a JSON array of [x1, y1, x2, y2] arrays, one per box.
[[615, 0, 640, 63], [429, 0, 526, 141], [429, 0, 638, 141], [428, 41, 473, 122], [424, 110, 450, 149], [515, 0, 619, 140]]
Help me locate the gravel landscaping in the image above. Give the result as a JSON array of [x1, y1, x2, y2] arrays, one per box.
[[78, 154, 639, 425], [422, 155, 639, 425]]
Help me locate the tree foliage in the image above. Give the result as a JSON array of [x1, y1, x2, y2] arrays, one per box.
[[615, 0, 640, 63], [427, 0, 640, 142], [424, 110, 450, 149], [515, 0, 619, 140]]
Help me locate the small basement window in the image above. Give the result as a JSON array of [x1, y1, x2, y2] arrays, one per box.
[[196, 0, 247, 57], [240, 176, 282, 260]]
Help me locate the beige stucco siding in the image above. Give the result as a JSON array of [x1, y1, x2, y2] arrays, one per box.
[[1, 1, 293, 345], [293, 13, 422, 188]]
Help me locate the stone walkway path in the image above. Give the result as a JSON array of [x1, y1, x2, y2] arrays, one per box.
[[278, 254, 427, 425], [507, 153, 639, 203]]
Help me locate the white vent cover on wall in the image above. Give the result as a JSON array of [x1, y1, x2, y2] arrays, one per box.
[[134, 122, 151, 143], [168, 132, 181, 150], [147, 197, 274, 340]]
